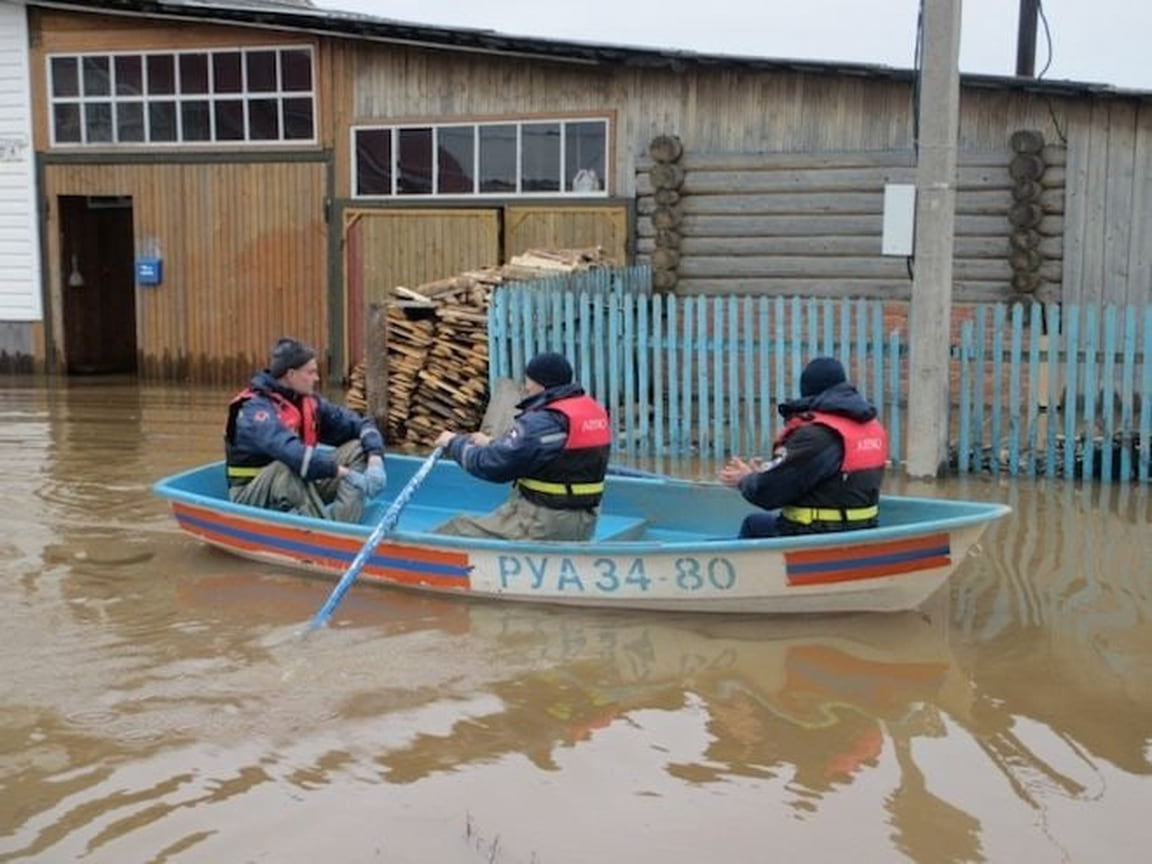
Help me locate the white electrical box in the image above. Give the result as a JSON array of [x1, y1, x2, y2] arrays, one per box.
[[882, 184, 916, 256]]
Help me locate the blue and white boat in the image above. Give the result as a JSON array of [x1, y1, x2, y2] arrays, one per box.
[[153, 454, 1009, 614]]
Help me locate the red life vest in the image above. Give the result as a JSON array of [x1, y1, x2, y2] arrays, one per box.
[[777, 411, 888, 471], [774, 411, 888, 533], [224, 387, 319, 484], [516, 394, 612, 509]]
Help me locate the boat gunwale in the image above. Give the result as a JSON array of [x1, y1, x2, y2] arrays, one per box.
[[153, 460, 1011, 557]]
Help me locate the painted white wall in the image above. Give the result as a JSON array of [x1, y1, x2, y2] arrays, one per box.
[[0, 0, 42, 322]]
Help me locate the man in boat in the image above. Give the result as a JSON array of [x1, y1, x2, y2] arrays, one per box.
[[224, 337, 387, 522], [431, 351, 611, 541], [719, 356, 888, 538]]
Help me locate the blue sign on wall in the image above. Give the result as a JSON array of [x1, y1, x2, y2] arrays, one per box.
[[136, 257, 163, 286]]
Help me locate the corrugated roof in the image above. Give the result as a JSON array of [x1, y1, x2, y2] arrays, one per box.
[[30, 0, 1152, 99]]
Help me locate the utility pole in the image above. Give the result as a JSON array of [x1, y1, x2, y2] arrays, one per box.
[[905, 0, 962, 478], [1016, 0, 1039, 76]]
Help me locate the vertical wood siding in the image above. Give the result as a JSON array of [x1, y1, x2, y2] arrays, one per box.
[[504, 206, 629, 264], [42, 160, 328, 383]]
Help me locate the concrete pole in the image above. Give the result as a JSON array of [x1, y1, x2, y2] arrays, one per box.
[[906, 0, 963, 478]]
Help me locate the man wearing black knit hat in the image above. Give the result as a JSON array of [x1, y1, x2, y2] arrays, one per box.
[[224, 337, 387, 521], [719, 356, 888, 538], [431, 351, 611, 541]]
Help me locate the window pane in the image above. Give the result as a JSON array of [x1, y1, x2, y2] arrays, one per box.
[[565, 121, 607, 192], [246, 51, 277, 92], [115, 56, 143, 96], [479, 124, 516, 193], [521, 122, 560, 192], [356, 129, 392, 196], [213, 52, 242, 93], [214, 100, 245, 141], [248, 99, 279, 140], [283, 98, 314, 140], [182, 101, 210, 141], [51, 57, 79, 98], [437, 126, 474, 194], [84, 102, 113, 143], [82, 56, 111, 97], [281, 49, 312, 91], [179, 54, 209, 94], [116, 102, 144, 142], [147, 55, 175, 95], [148, 101, 177, 141], [53, 103, 81, 142], [397, 128, 432, 194]]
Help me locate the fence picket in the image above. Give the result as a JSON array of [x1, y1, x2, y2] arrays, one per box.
[[1101, 306, 1117, 485], [1009, 304, 1024, 475]]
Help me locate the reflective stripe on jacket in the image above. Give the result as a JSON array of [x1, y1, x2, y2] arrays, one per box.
[[224, 387, 318, 485], [517, 394, 611, 509], [775, 411, 888, 533]]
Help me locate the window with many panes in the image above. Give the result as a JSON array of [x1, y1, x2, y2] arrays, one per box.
[[48, 47, 316, 146], [353, 118, 609, 197]]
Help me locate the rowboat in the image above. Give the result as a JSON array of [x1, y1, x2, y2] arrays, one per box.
[[153, 454, 1010, 614]]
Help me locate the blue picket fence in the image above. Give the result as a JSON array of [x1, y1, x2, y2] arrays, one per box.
[[488, 276, 1151, 484], [954, 303, 1151, 483], [489, 283, 906, 465]]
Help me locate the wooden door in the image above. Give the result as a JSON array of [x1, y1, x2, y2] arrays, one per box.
[[59, 195, 137, 374]]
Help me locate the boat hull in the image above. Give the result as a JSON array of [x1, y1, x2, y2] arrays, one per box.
[[157, 457, 1010, 615]]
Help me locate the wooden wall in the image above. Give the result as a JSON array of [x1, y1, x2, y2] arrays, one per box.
[[634, 146, 1066, 302], [42, 160, 329, 383], [336, 39, 1152, 306]]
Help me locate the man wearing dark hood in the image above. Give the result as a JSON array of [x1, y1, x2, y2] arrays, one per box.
[[224, 337, 387, 522], [432, 351, 611, 541], [719, 356, 888, 538]]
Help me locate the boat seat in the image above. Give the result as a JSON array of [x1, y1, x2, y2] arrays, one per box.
[[592, 514, 648, 542]]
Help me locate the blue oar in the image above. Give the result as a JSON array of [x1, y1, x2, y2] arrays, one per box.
[[307, 446, 443, 631]]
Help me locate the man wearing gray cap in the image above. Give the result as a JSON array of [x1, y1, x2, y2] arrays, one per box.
[[431, 351, 611, 541], [224, 337, 387, 522]]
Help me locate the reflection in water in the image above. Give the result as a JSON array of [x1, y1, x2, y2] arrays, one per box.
[[1, 379, 1150, 863]]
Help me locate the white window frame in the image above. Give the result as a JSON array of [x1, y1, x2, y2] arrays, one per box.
[[351, 117, 610, 199], [46, 45, 317, 147]]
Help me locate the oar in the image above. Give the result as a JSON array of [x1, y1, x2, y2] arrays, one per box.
[[307, 446, 443, 631]]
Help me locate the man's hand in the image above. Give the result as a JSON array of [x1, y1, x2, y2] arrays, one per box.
[[718, 456, 758, 487], [434, 430, 457, 448], [340, 468, 370, 494], [365, 455, 386, 497]]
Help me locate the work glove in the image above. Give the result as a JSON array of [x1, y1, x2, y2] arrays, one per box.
[[365, 455, 387, 497], [341, 469, 370, 495]]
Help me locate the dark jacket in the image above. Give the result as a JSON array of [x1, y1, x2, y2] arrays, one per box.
[[738, 382, 884, 522], [445, 383, 610, 506], [225, 370, 384, 482]]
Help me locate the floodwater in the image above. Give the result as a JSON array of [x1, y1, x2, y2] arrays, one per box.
[[0, 378, 1149, 864]]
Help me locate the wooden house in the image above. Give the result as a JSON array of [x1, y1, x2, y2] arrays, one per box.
[[0, 0, 1148, 381]]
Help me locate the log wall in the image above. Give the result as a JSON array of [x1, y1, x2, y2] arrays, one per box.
[[635, 144, 1067, 303]]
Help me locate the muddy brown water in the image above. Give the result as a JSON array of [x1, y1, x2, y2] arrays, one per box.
[[0, 378, 1149, 864]]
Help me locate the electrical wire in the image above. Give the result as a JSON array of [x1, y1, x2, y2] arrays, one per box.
[[1036, 1, 1068, 143]]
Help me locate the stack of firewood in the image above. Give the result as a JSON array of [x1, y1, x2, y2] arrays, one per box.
[[345, 247, 614, 447]]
